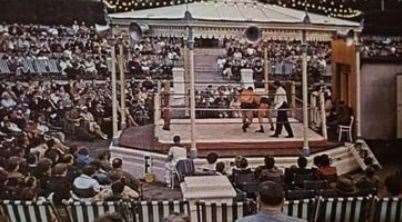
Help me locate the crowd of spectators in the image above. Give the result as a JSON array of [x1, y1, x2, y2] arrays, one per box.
[[217, 39, 330, 84], [361, 36, 402, 59], [195, 85, 242, 119], [127, 37, 183, 79], [0, 23, 183, 80], [0, 79, 155, 142], [200, 153, 396, 201], [0, 124, 141, 203]]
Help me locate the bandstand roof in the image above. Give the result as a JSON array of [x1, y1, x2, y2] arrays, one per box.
[[110, 0, 360, 28]]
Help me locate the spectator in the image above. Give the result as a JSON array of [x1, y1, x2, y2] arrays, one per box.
[[335, 177, 357, 197], [292, 156, 315, 187], [96, 172, 139, 201], [205, 152, 219, 171], [257, 156, 284, 184], [43, 163, 71, 204], [384, 172, 402, 197], [254, 155, 282, 180], [72, 165, 101, 199], [215, 162, 227, 176], [316, 154, 337, 183], [237, 181, 306, 222], [111, 158, 139, 191], [356, 166, 381, 195], [76, 148, 93, 167]]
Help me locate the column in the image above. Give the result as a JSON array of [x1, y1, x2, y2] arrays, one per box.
[[188, 27, 197, 158], [355, 33, 362, 140], [111, 46, 118, 139], [302, 31, 310, 155], [118, 45, 126, 130]]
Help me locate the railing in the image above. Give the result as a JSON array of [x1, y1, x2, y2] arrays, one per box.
[[152, 79, 328, 139], [0, 196, 398, 222]]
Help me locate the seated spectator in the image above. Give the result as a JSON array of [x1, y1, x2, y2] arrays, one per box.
[[20, 176, 40, 200], [111, 158, 139, 191], [356, 166, 381, 195], [232, 157, 253, 188], [80, 106, 108, 140], [204, 152, 219, 171], [76, 148, 93, 168], [43, 163, 72, 203], [383, 172, 402, 197], [104, 181, 126, 201], [97, 151, 112, 172], [4, 156, 24, 181], [91, 160, 110, 186], [96, 172, 139, 201], [0, 168, 10, 199], [72, 165, 101, 199], [316, 154, 337, 184], [335, 177, 357, 197], [237, 181, 306, 222], [255, 155, 283, 184], [215, 162, 226, 176], [292, 156, 315, 187]]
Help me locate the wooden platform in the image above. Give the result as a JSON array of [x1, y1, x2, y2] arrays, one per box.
[[118, 118, 337, 157]]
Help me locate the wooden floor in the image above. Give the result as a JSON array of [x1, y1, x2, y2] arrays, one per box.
[[118, 119, 337, 158]]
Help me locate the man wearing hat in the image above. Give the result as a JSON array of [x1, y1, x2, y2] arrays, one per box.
[[237, 181, 306, 222]]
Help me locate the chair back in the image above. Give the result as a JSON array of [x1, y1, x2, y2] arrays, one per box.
[[285, 190, 315, 200], [232, 169, 254, 187], [303, 180, 328, 190], [349, 116, 355, 128], [175, 159, 195, 182]]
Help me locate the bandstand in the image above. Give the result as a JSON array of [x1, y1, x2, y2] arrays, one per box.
[[107, 0, 369, 183]]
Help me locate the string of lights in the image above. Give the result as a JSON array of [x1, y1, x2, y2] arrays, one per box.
[[104, 0, 362, 19]]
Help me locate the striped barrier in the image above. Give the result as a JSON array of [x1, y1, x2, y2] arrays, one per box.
[[66, 200, 190, 222], [66, 201, 126, 222], [283, 198, 317, 222], [4, 197, 402, 222], [316, 196, 373, 222], [373, 197, 402, 222], [0, 200, 54, 222], [196, 201, 256, 222], [130, 201, 191, 222]]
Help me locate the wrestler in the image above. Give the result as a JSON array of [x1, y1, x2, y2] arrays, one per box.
[[255, 96, 275, 133], [240, 87, 256, 132]]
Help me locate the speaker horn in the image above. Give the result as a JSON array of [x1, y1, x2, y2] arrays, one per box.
[[129, 22, 149, 42], [244, 26, 262, 43]]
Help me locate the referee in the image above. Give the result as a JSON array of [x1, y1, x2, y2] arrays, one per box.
[[271, 81, 294, 138]]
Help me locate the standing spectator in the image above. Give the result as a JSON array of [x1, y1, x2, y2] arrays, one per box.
[[165, 135, 187, 185]]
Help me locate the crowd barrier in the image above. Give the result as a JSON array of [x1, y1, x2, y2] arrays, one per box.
[[0, 196, 400, 222], [373, 197, 402, 222]]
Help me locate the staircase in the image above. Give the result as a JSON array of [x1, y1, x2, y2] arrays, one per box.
[[193, 54, 223, 90]]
